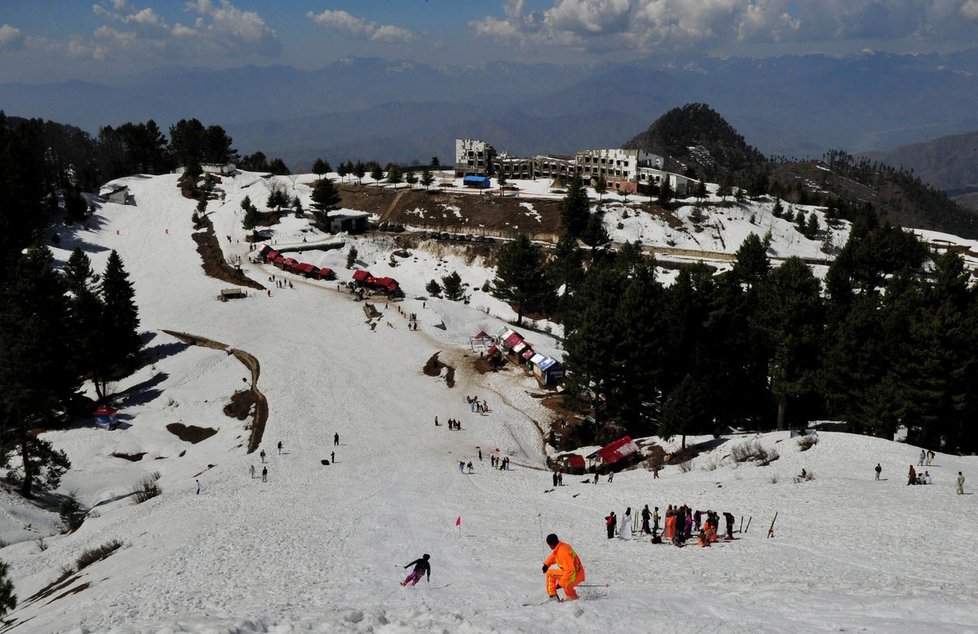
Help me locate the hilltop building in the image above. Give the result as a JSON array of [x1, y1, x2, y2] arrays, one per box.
[[455, 138, 693, 196]]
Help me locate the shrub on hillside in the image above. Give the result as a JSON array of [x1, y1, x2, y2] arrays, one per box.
[[132, 472, 161, 504], [730, 439, 779, 465], [75, 539, 123, 570], [797, 435, 819, 451], [59, 495, 83, 533]]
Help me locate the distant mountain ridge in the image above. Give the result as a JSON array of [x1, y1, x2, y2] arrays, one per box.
[[7, 51, 978, 168]]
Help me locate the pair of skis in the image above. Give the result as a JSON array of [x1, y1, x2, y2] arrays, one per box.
[[522, 583, 608, 606]]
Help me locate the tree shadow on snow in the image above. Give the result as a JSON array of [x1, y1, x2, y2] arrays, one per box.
[[112, 372, 169, 407]]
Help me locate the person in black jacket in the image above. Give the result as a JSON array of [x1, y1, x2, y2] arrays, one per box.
[[401, 554, 431, 586]]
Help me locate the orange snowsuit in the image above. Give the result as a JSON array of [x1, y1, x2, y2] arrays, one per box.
[[544, 541, 585, 600]]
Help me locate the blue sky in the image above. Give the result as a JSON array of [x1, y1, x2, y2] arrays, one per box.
[[3, 1, 978, 82]]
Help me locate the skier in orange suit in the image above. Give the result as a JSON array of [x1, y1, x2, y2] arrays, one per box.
[[542, 533, 585, 601]]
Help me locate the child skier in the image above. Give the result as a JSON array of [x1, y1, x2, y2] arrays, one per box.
[[401, 554, 431, 586]]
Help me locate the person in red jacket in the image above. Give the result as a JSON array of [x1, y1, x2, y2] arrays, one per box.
[[542, 533, 585, 601]]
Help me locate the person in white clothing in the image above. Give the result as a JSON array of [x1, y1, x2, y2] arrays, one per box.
[[618, 507, 634, 541]]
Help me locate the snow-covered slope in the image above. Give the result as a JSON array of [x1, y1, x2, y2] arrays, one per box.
[[0, 171, 975, 633]]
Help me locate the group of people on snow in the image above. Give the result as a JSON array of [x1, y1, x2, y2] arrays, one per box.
[[608, 504, 736, 547], [465, 395, 489, 414]]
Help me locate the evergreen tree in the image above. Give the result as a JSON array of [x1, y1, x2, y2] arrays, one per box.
[[0, 246, 76, 497], [717, 174, 733, 200], [353, 161, 366, 185], [658, 179, 673, 205], [559, 174, 590, 239], [547, 233, 585, 311], [441, 271, 465, 301], [772, 198, 784, 218], [292, 196, 304, 218], [804, 212, 819, 239], [266, 185, 289, 213], [336, 162, 348, 182], [754, 257, 823, 430], [420, 168, 434, 190], [386, 164, 403, 189], [346, 247, 358, 269], [695, 180, 708, 199], [312, 157, 330, 178], [310, 178, 342, 228], [491, 235, 554, 325], [239, 151, 269, 172], [732, 233, 770, 290], [268, 158, 290, 175], [582, 208, 609, 247], [64, 249, 108, 400], [0, 559, 15, 617], [99, 250, 142, 394], [370, 165, 383, 183], [426, 279, 442, 297], [594, 176, 607, 201], [658, 375, 709, 452]]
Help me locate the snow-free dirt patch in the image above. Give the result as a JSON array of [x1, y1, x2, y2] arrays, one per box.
[[423, 352, 455, 387], [166, 423, 217, 444]]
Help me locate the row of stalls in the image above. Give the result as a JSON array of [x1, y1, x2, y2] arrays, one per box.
[[483, 327, 565, 386], [352, 269, 403, 297], [257, 245, 336, 280]]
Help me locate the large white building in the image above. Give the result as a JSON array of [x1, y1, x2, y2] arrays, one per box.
[[454, 139, 496, 177], [575, 148, 663, 193]]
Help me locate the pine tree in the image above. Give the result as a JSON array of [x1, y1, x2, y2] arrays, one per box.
[[594, 176, 607, 201], [310, 178, 342, 228], [754, 257, 823, 430], [559, 174, 590, 239], [266, 185, 289, 214], [0, 246, 76, 497], [426, 279, 442, 297], [658, 375, 709, 452], [370, 165, 383, 183], [312, 157, 330, 178], [0, 560, 15, 617], [420, 168, 434, 190], [732, 233, 770, 290], [346, 247, 358, 269], [772, 198, 784, 218], [353, 161, 366, 185], [336, 162, 348, 182], [99, 250, 142, 393], [268, 158, 290, 175], [64, 249, 108, 400], [292, 196, 303, 218], [386, 164, 403, 189], [658, 179, 673, 205], [441, 271, 465, 301], [804, 212, 819, 239], [491, 235, 554, 325]]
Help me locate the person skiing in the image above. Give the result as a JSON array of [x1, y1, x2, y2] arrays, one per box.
[[334, 433, 339, 446], [401, 554, 431, 586], [605, 512, 616, 539], [875, 463, 882, 480], [908, 465, 917, 485], [542, 533, 585, 602], [957, 471, 966, 495], [641, 505, 652, 535]]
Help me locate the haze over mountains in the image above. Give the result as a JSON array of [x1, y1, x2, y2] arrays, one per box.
[[6, 50, 978, 171]]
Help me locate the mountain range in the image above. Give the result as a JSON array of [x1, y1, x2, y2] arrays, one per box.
[[6, 51, 978, 171]]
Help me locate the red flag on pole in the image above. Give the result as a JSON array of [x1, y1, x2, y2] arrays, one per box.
[[456, 516, 461, 527]]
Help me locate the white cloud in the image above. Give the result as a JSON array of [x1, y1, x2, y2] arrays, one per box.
[[0, 24, 25, 52], [471, 0, 978, 54], [306, 9, 416, 43], [88, 0, 280, 59]]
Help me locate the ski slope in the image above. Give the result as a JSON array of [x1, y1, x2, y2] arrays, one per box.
[[0, 171, 975, 633]]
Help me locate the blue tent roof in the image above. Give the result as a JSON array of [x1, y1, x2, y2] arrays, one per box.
[[463, 175, 491, 187]]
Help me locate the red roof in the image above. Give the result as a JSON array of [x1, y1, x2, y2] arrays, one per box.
[[318, 267, 335, 279], [567, 455, 586, 468], [521, 348, 535, 360], [272, 255, 285, 264], [282, 258, 300, 269], [295, 263, 319, 274], [352, 270, 371, 282], [592, 436, 639, 464], [264, 249, 279, 261], [487, 344, 499, 356], [503, 333, 523, 349], [373, 277, 399, 291], [93, 406, 118, 416]]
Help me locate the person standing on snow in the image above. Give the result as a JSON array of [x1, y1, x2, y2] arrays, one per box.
[[723, 512, 735, 540], [261, 466, 268, 482], [908, 465, 917, 485], [260, 449, 266, 463], [605, 512, 616, 539], [918, 450, 926, 466], [334, 433, 340, 446], [278, 441, 283, 455], [542, 533, 585, 602], [652, 507, 660, 537], [875, 463, 882, 480], [641, 505, 652, 535], [401, 554, 431, 586], [619, 508, 634, 540], [250, 464, 255, 479], [957, 472, 966, 495]]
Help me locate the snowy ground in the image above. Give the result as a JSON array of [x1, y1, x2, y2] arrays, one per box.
[[0, 171, 976, 633]]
